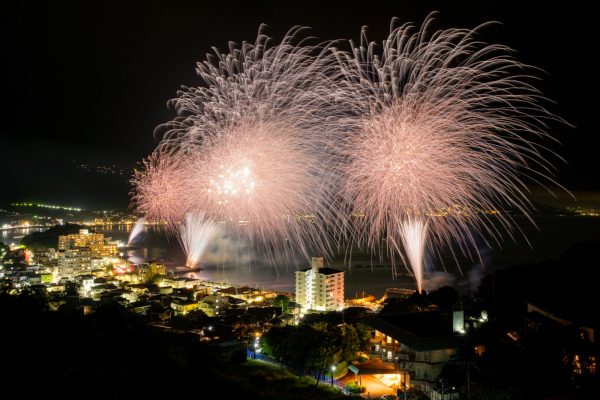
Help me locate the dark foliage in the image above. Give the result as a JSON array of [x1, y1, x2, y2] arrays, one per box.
[[0, 292, 353, 400], [20, 223, 86, 249]]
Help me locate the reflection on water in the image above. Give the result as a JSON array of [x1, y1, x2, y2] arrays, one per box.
[[114, 227, 416, 295], [1, 227, 45, 243], [3, 216, 599, 297]]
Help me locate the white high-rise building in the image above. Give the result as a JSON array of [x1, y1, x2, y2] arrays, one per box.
[[57, 247, 92, 279], [295, 257, 344, 312]]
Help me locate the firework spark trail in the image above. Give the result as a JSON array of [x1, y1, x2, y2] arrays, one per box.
[[178, 212, 221, 268], [133, 26, 348, 263], [185, 120, 331, 261], [334, 15, 565, 291], [132, 18, 564, 280], [132, 151, 192, 229], [396, 216, 429, 293], [127, 218, 146, 245]]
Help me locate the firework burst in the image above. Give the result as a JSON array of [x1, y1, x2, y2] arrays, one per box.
[[132, 151, 192, 228], [334, 16, 563, 291], [185, 120, 330, 257], [133, 26, 345, 262]]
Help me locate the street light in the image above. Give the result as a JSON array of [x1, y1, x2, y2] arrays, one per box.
[[330, 365, 336, 386], [253, 339, 260, 359]]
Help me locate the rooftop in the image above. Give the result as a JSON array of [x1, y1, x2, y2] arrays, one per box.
[[297, 267, 343, 276], [364, 312, 460, 351]]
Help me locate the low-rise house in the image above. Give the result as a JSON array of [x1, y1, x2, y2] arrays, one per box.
[[198, 295, 226, 317], [284, 301, 302, 325], [80, 274, 95, 295], [46, 284, 65, 294], [158, 286, 173, 295], [127, 301, 151, 316], [159, 276, 200, 289], [126, 283, 152, 295], [90, 283, 118, 299], [150, 303, 173, 321], [171, 299, 200, 315], [363, 311, 462, 395]]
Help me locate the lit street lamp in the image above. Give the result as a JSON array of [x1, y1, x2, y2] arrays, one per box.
[[253, 340, 259, 359], [330, 365, 336, 386], [252, 333, 261, 360]]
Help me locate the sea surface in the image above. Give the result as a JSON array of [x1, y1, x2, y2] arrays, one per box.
[[2, 214, 599, 297]]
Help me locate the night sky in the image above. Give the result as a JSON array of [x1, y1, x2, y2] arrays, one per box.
[[3, 0, 598, 209]]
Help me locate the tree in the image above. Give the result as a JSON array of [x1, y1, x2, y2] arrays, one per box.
[[300, 311, 343, 326], [272, 294, 290, 312], [264, 320, 371, 385], [262, 325, 294, 363], [429, 286, 459, 310], [354, 323, 372, 352], [308, 322, 342, 387], [339, 324, 360, 362], [21, 223, 86, 249]]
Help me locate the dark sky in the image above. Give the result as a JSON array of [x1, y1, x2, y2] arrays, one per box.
[[3, 0, 598, 209]]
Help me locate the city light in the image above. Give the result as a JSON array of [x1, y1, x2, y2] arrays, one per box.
[[11, 202, 84, 212]]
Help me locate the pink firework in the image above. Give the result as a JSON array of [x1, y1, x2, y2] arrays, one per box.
[[334, 16, 564, 292], [131, 150, 192, 229], [133, 26, 344, 262], [185, 119, 331, 260]]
